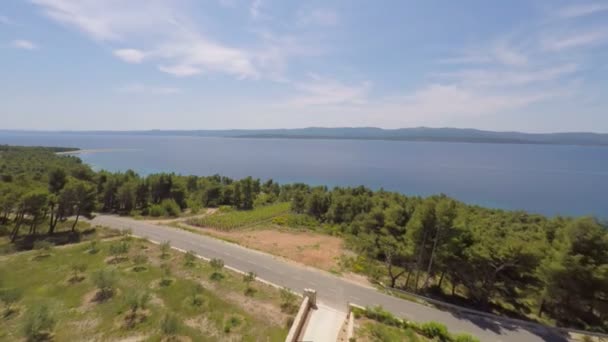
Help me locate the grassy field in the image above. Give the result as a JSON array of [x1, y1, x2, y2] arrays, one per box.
[[188, 202, 290, 230], [0, 237, 293, 341], [0, 220, 119, 256]]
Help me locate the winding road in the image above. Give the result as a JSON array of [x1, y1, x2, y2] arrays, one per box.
[[91, 214, 569, 342]]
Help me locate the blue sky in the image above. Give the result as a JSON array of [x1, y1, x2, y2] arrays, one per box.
[[1, 0, 608, 132]]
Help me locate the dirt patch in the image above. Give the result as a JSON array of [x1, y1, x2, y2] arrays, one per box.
[[181, 224, 345, 271], [185, 316, 220, 337]]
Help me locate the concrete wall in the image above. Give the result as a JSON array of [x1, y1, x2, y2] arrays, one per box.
[[285, 289, 316, 342]]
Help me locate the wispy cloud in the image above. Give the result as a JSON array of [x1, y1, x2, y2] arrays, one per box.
[[297, 8, 339, 27], [12, 39, 38, 50], [556, 3, 608, 18], [249, 0, 265, 20], [0, 15, 12, 25], [542, 29, 608, 51], [31, 0, 302, 79], [113, 49, 145, 63], [440, 40, 527, 67], [285, 74, 371, 107], [436, 63, 578, 87], [116, 83, 181, 95]]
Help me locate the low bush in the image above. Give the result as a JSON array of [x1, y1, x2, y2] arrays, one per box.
[[92, 268, 117, 301], [0, 287, 23, 317], [33, 240, 53, 251], [161, 199, 181, 217], [161, 313, 180, 336], [149, 205, 166, 217], [420, 321, 450, 341], [23, 303, 56, 341]]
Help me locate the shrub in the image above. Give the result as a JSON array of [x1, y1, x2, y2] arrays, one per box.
[[70, 263, 87, 282], [0, 288, 23, 317], [280, 288, 298, 313], [184, 250, 196, 267], [92, 268, 117, 300], [125, 289, 150, 313], [419, 321, 450, 341], [364, 306, 402, 327], [87, 239, 100, 254], [33, 240, 53, 251], [160, 263, 173, 287], [133, 253, 148, 265], [209, 258, 224, 281], [224, 315, 241, 333], [190, 283, 205, 307], [23, 304, 55, 341], [149, 204, 165, 217], [160, 241, 171, 259], [109, 241, 130, 255], [161, 313, 180, 335], [161, 199, 181, 217], [243, 271, 256, 296], [124, 289, 151, 327], [453, 333, 481, 342]]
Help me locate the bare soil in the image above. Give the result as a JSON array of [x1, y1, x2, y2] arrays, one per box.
[[183, 224, 345, 271]]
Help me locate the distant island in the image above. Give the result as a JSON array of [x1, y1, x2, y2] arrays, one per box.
[[4, 127, 608, 146]]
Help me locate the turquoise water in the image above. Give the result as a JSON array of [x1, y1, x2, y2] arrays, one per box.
[[2, 132, 607, 218]]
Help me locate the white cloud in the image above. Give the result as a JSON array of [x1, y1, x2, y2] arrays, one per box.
[[113, 49, 145, 63], [286, 75, 371, 106], [441, 40, 527, 67], [249, 0, 263, 19], [492, 44, 527, 67], [297, 8, 339, 27], [12, 39, 38, 50], [30, 0, 289, 79], [0, 15, 12, 25], [117, 83, 181, 95], [543, 30, 608, 51], [556, 3, 608, 18], [436, 63, 578, 87]]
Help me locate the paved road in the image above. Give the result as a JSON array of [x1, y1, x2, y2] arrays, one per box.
[[92, 214, 569, 342]]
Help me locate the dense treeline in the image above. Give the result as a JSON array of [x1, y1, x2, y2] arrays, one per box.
[[0, 146, 606, 331], [290, 187, 608, 330]]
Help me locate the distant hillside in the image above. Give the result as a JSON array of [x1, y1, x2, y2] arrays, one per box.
[[3, 128, 608, 146]]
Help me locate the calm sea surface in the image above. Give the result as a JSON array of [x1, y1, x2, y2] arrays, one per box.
[[2, 132, 607, 218]]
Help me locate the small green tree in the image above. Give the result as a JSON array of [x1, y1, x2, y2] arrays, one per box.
[[243, 271, 256, 296], [160, 241, 171, 259], [184, 250, 196, 267], [280, 288, 298, 313], [191, 283, 205, 307], [70, 263, 87, 283], [108, 241, 130, 263], [0, 288, 23, 317], [124, 289, 150, 328], [160, 263, 173, 287], [23, 303, 56, 341], [209, 258, 224, 281], [132, 254, 148, 272], [92, 268, 117, 300], [161, 312, 180, 336], [88, 239, 100, 254]]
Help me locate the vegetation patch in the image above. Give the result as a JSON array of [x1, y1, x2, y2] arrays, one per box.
[[0, 239, 290, 341], [353, 306, 479, 342], [188, 202, 290, 230]]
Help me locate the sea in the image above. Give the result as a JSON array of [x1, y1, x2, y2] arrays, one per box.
[[1, 132, 607, 218]]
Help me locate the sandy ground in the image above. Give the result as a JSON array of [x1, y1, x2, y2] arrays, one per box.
[[179, 223, 345, 272]]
